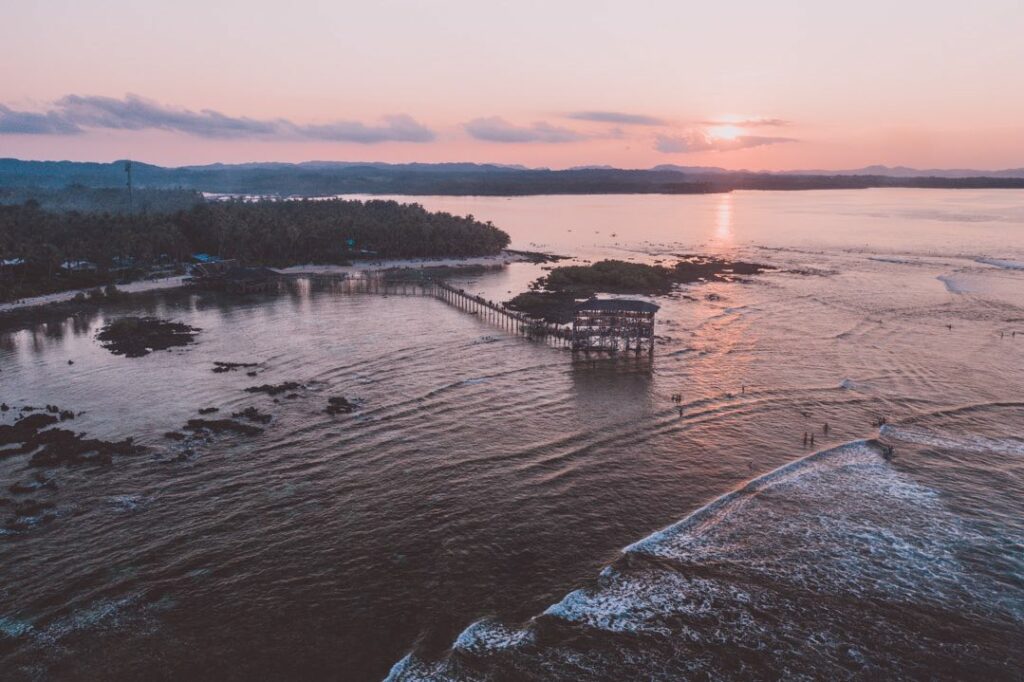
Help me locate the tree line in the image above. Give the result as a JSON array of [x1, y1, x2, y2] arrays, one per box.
[[0, 198, 510, 301], [0, 185, 203, 214]]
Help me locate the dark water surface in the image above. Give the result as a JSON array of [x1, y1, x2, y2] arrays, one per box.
[[1, 190, 1023, 680]]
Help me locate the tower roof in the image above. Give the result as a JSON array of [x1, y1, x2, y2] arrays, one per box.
[[574, 297, 660, 313]]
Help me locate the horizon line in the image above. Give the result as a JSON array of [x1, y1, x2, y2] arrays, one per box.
[[3, 156, 1023, 175]]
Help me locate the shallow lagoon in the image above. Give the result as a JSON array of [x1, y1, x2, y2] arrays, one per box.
[[2, 189, 1023, 679]]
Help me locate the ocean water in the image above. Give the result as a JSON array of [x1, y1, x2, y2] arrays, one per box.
[[1, 189, 1023, 680]]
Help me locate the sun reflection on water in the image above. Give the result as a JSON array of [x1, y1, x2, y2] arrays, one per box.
[[714, 194, 734, 245]]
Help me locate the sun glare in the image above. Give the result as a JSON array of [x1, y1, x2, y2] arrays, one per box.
[[708, 124, 743, 140]]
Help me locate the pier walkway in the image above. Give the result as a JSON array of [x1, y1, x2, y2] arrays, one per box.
[[297, 271, 573, 349]]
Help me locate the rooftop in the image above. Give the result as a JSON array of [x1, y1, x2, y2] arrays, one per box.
[[575, 297, 660, 313]]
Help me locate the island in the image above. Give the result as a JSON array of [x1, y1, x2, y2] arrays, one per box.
[[0, 198, 510, 303]]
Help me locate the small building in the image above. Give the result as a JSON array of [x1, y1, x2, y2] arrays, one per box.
[[191, 258, 239, 278], [60, 260, 97, 272], [0, 258, 26, 281], [572, 298, 659, 354], [111, 255, 136, 270]]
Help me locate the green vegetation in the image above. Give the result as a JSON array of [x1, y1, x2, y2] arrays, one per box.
[[0, 198, 510, 301], [504, 291, 581, 324], [542, 260, 678, 295], [506, 257, 775, 322], [537, 257, 775, 296]]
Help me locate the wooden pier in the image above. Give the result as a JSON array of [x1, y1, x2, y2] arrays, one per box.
[[431, 280, 573, 349], [572, 297, 659, 355], [285, 272, 660, 355], [295, 272, 574, 349]]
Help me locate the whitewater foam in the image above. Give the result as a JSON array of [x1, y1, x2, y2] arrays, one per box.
[[388, 440, 1023, 679], [106, 494, 149, 512], [0, 616, 33, 638], [453, 619, 534, 653]]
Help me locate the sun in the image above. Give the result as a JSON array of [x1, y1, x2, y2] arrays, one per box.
[[707, 124, 744, 140]]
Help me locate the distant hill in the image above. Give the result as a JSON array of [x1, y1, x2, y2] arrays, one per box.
[[777, 164, 1024, 179], [2, 158, 1022, 196], [0, 185, 203, 213], [653, 163, 1024, 179], [650, 164, 736, 175]]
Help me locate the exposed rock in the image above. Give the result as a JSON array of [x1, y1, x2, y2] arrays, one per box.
[[198, 407, 219, 415], [26, 429, 137, 468], [675, 255, 774, 280], [212, 361, 259, 374], [245, 381, 302, 396], [96, 316, 201, 358], [0, 413, 59, 445], [231, 407, 272, 424], [325, 396, 360, 415]]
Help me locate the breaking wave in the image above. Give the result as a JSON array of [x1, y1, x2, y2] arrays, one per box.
[[387, 440, 1024, 680]]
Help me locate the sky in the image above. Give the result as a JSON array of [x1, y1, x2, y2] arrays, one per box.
[[1, 0, 1022, 170]]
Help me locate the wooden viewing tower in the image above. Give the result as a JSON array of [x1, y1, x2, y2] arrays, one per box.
[[572, 298, 659, 355]]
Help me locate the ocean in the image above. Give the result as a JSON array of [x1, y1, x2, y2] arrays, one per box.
[[1, 189, 1022, 680]]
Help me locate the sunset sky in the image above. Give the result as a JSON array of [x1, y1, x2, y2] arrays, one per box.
[[2, 0, 1022, 169]]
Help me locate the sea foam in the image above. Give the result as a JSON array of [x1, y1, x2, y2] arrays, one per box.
[[388, 440, 1022, 679]]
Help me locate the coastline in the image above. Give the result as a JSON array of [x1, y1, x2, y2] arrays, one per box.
[[0, 275, 191, 316], [273, 250, 543, 277], [0, 251, 536, 317]]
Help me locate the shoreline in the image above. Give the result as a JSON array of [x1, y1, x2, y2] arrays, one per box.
[[273, 249, 549, 278], [0, 275, 190, 316], [0, 251, 542, 322]]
